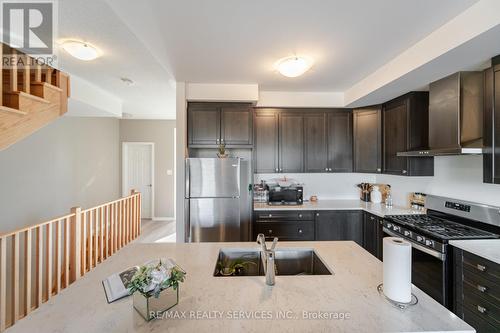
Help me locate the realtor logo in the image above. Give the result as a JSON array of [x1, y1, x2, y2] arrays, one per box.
[[2, 1, 53, 54]]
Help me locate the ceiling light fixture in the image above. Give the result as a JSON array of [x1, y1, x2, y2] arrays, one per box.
[[276, 56, 313, 78], [61, 40, 99, 61]]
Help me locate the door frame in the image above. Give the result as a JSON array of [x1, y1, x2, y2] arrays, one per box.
[[122, 142, 155, 219]]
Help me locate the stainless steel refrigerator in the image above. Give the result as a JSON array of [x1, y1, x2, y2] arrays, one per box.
[[185, 158, 251, 242]]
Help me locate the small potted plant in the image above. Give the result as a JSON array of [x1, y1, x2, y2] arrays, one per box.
[[129, 259, 186, 321]]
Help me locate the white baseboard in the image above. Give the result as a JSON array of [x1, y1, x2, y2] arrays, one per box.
[[152, 216, 175, 221]]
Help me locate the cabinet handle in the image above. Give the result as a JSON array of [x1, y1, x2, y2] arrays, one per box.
[[329, 168, 332, 172], [377, 168, 381, 172], [476, 264, 487, 272], [280, 168, 283, 172], [325, 168, 328, 172], [298, 214, 303, 218], [402, 170, 407, 174], [370, 216, 375, 220], [216, 139, 219, 143], [268, 229, 273, 234], [275, 168, 279, 172], [269, 214, 273, 218], [477, 305, 487, 314], [298, 229, 303, 234], [477, 285, 487, 293], [316, 213, 320, 217]]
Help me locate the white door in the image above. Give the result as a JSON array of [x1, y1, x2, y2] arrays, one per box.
[[123, 143, 154, 219]]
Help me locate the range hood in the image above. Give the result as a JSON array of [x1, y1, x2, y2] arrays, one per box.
[[398, 72, 484, 157]]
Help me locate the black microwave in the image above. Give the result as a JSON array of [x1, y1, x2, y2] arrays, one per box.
[[268, 186, 303, 205]]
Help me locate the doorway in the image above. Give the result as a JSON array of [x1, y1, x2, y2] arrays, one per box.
[[122, 142, 154, 219]]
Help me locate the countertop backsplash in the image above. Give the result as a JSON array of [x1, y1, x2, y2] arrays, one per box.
[[254, 173, 376, 202]]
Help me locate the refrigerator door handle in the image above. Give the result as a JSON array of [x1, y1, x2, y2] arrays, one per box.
[[185, 199, 191, 242], [185, 159, 190, 199]]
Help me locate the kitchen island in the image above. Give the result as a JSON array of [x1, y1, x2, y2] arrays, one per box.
[[8, 241, 473, 333]]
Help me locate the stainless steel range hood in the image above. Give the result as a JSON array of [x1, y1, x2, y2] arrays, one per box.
[[398, 72, 484, 157]]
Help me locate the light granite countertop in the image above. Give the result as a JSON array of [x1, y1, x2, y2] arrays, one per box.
[[8, 242, 472, 333], [254, 199, 425, 218], [450, 239, 500, 265]]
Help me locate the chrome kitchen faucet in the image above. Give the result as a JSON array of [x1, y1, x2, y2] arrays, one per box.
[[256, 233, 278, 286]]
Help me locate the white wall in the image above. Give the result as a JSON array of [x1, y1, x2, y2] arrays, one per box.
[[254, 173, 376, 201], [0, 116, 120, 234], [377, 156, 500, 207], [175, 82, 187, 242], [119, 120, 176, 218]]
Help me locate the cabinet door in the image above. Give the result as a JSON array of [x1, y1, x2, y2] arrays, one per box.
[[383, 100, 408, 175], [279, 113, 304, 173], [327, 111, 353, 172], [315, 211, 344, 241], [254, 111, 279, 173], [353, 107, 382, 173], [315, 211, 362, 245], [494, 69, 500, 184], [221, 106, 253, 146], [363, 213, 379, 257], [304, 113, 328, 172], [188, 105, 220, 146]]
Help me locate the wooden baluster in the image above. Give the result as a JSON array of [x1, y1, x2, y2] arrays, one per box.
[[138, 193, 142, 235], [36, 227, 43, 307], [23, 54, 30, 94], [70, 207, 81, 282], [55, 221, 61, 294], [0, 236, 7, 332], [46, 223, 52, 301], [12, 233, 20, 324], [24, 230, 32, 315], [119, 201, 123, 249], [93, 210, 98, 267], [45, 67, 52, 84], [104, 206, 108, 259], [99, 208, 103, 263], [0, 44, 3, 106], [34, 62, 42, 82], [108, 204, 112, 257], [81, 211, 87, 275], [88, 211, 93, 269], [9, 49, 18, 92], [64, 218, 70, 288]]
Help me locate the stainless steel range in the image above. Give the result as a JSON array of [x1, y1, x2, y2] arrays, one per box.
[[384, 195, 500, 309]]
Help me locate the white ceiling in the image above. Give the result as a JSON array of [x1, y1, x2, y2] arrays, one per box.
[[107, 0, 478, 92], [57, 0, 176, 119], [57, 0, 493, 118]]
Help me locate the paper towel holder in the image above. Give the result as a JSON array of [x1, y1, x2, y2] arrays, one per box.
[[377, 284, 418, 309]]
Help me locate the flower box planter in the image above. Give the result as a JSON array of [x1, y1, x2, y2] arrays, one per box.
[[133, 286, 179, 321]]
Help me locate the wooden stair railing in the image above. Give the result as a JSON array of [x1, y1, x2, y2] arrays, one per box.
[[0, 190, 141, 332], [0, 43, 70, 151]]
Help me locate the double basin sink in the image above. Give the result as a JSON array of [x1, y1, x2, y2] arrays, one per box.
[[214, 248, 332, 277]]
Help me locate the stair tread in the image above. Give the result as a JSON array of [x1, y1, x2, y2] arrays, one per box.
[[0, 105, 27, 115], [30, 81, 63, 92], [5, 91, 51, 104]]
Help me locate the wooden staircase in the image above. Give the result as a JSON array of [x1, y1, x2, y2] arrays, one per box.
[[0, 43, 70, 151]]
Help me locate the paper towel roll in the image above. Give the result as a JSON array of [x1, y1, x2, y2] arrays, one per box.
[[383, 237, 412, 303]]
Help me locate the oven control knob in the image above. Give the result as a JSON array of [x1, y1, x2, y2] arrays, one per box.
[[404, 231, 411, 237], [416, 236, 424, 242], [393, 225, 400, 232], [387, 223, 393, 228], [425, 240, 434, 247]]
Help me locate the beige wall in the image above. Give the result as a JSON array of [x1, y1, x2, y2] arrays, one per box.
[[119, 119, 176, 218], [0, 116, 120, 234]]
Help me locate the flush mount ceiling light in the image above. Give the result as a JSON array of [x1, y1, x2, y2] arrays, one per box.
[[61, 40, 99, 61], [275, 56, 313, 78]]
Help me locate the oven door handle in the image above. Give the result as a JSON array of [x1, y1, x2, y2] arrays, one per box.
[[383, 227, 445, 261]]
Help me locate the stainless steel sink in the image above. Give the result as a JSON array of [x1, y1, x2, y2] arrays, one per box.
[[213, 248, 332, 276]]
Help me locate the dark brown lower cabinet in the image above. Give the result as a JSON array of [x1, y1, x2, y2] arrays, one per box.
[[363, 213, 383, 260], [314, 211, 363, 246], [454, 248, 500, 332]]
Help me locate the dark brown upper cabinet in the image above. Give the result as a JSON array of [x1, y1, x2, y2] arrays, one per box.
[[188, 102, 253, 148], [382, 92, 434, 176], [484, 56, 500, 184], [304, 113, 328, 172], [327, 111, 353, 172], [353, 106, 382, 173], [254, 110, 279, 173], [279, 112, 305, 173]]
